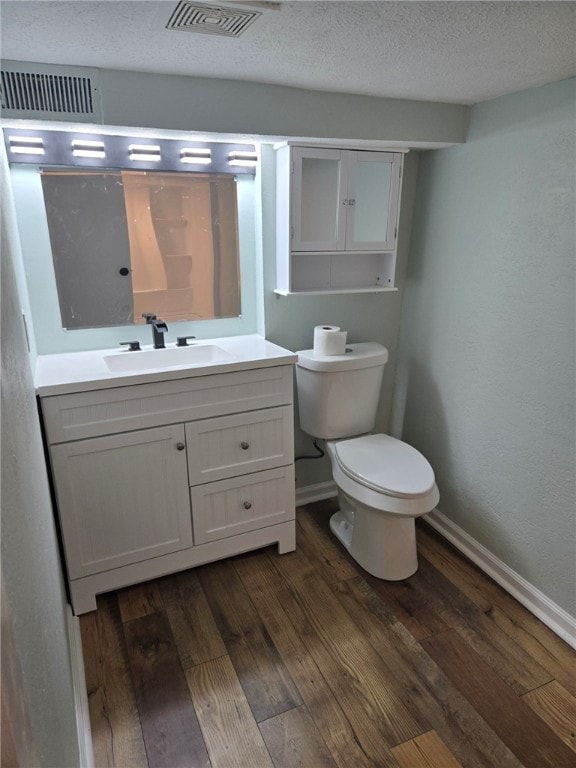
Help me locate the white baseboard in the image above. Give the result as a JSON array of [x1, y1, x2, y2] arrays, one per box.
[[295, 482, 576, 649], [295, 480, 338, 506], [425, 509, 576, 650], [66, 607, 94, 768]]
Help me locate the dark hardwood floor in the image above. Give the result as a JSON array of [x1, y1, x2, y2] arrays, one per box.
[[80, 500, 576, 768]]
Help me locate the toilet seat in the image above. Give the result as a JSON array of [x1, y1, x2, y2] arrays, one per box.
[[332, 434, 436, 499]]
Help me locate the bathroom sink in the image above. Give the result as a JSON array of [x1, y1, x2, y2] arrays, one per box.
[[104, 344, 234, 372]]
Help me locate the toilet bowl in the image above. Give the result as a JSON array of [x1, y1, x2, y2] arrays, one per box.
[[295, 341, 440, 580], [326, 435, 439, 580]]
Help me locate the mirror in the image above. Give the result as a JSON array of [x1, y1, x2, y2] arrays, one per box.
[[41, 169, 241, 329]]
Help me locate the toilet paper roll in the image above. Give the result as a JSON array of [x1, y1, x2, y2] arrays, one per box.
[[314, 325, 348, 356]]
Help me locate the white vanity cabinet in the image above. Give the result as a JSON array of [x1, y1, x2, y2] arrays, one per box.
[[40, 364, 296, 614], [275, 144, 404, 294]]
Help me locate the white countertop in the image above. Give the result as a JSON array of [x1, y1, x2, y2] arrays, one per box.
[[35, 335, 297, 397]]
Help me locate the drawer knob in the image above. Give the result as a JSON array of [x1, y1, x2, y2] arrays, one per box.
[[242, 500, 252, 510], [240, 441, 250, 450], [176, 442, 185, 451]]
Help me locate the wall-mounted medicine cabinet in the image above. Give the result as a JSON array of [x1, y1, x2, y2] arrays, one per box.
[[274, 144, 405, 295]]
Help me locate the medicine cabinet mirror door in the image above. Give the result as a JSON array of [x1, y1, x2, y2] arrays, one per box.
[[291, 147, 347, 252], [345, 151, 401, 252]]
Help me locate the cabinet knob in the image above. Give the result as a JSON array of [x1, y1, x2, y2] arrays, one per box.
[[242, 501, 252, 510], [348, 198, 356, 206], [176, 442, 185, 451], [342, 199, 348, 206], [240, 441, 250, 450]]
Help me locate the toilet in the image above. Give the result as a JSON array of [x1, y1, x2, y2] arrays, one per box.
[[296, 342, 439, 580]]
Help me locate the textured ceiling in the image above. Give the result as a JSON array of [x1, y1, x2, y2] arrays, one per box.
[[1, 1, 575, 105]]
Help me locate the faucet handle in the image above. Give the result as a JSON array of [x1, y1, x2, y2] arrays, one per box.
[[176, 336, 196, 347], [119, 341, 141, 351]]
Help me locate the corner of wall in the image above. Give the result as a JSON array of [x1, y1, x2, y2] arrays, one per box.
[[1, 144, 38, 365]]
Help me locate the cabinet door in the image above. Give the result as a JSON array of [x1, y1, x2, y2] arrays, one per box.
[[291, 147, 346, 252], [50, 425, 192, 579], [344, 151, 401, 251]]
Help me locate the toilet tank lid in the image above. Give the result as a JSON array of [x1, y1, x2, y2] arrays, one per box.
[[296, 342, 388, 372]]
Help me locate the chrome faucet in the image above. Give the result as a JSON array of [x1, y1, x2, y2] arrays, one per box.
[[142, 313, 168, 349]]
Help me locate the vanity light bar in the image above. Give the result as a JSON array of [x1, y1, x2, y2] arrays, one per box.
[[228, 150, 258, 167], [128, 143, 162, 162], [180, 147, 212, 165], [3, 129, 257, 175], [8, 135, 45, 155], [72, 139, 105, 159]]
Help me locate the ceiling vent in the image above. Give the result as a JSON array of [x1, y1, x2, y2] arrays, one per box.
[[0, 61, 101, 123], [166, 1, 264, 37]]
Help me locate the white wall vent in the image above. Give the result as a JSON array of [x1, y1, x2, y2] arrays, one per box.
[[166, 1, 263, 37], [0, 61, 101, 123]]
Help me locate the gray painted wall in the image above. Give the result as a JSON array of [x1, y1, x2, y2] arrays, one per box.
[[0, 145, 80, 766], [99, 70, 468, 146], [394, 78, 575, 617]]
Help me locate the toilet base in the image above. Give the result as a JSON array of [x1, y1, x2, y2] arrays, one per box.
[[330, 495, 419, 581]]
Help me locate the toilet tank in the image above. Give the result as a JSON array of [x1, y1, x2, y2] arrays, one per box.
[[296, 342, 388, 439]]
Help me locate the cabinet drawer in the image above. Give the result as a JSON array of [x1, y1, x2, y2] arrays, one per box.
[[191, 466, 295, 545], [185, 406, 293, 485], [41, 366, 293, 443]]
